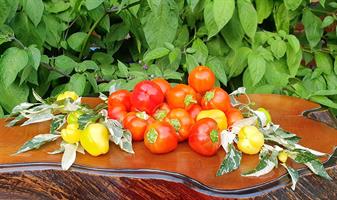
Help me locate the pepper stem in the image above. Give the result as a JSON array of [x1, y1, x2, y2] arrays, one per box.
[[169, 119, 181, 132], [204, 90, 215, 102], [184, 94, 197, 107], [210, 129, 219, 143], [147, 128, 158, 144]]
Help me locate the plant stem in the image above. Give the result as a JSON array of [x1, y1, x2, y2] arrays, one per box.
[[40, 63, 71, 78], [12, 37, 26, 49], [79, 1, 141, 60]]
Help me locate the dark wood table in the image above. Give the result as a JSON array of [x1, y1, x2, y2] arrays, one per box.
[[1, 94, 337, 199]]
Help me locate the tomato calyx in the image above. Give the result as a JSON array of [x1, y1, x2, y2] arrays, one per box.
[[204, 90, 215, 102], [154, 110, 168, 121], [169, 119, 181, 132], [136, 111, 149, 120], [147, 128, 158, 144], [184, 94, 197, 107], [210, 129, 219, 143]]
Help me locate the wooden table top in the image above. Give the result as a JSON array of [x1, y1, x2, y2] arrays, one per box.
[[0, 94, 337, 199]]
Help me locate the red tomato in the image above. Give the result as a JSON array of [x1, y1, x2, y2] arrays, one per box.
[[201, 87, 231, 112], [188, 66, 215, 93], [123, 112, 154, 141], [152, 78, 171, 95], [166, 84, 197, 109], [144, 121, 178, 154], [131, 80, 164, 114], [153, 103, 171, 121], [164, 108, 194, 142], [226, 108, 244, 127], [186, 104, 202, 120], [108, 90, 131, 111], [188, 118, 221, 156], [108, 102, 127, 122]]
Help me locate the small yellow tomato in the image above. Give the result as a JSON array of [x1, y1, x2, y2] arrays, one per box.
[[56, 91, 79, 101], [278, 151, 288, 163], [61, 123, 81, 144], [67, 110, 84, 124], [237, 126, 264, 155], [196, 109, 227, 130], [80, 123, 110, 156]]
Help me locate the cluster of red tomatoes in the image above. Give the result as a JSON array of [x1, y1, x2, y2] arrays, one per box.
[[107, 66, 243, 156]]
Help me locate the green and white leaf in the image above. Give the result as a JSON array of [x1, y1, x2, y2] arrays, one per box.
[[61, 142, 78, 170], [281, 163, 299, 190], [217, 144, 242, 176], [50, 115, 66, 134], [243, 158, 275, 177], [15, 134, 60, 154], [21, 110, 54, 126], [305, 159, 332, 180]]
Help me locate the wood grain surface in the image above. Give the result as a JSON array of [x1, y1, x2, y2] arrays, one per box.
[[0, 94, 337, 199]]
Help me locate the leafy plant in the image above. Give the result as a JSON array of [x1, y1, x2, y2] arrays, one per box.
[[0, 0, 337, 117]]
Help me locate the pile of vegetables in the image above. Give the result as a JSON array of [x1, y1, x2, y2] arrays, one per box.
[[7, 66, 331, 190]]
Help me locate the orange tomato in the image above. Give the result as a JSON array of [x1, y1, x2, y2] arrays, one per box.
[[165, 108, 194, 142], [152, 78, 171, 95], [225, 108, 244, 127], [166, 84, 197, 109], [201, 87, 231, 112], [188, 66, 215, 93]]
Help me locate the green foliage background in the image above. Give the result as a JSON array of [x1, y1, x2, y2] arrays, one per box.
[[1, 0, 337, 116]]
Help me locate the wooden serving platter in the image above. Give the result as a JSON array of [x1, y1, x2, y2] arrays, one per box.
[[1, 94, 337, 199]]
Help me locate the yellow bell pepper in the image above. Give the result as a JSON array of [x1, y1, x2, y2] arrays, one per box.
[[80, 123, 110, 156], [278, 151, 288, 163], [196, 109, 227, 130], [67, 110, 84, 124], [61, 123, 81, 144], [56, 91, 79, 101], [237, 126, 264, 155]]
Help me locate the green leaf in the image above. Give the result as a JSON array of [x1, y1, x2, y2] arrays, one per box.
[[0, 47, 29, 86], [84, 0, 104, 10], [16, 134, 60, 154], [27, 46, 41, 70], [221, 9, 245, 49], [265, 60, 290, 88], [76, 60, 99, 72], [66, 73, 86, 96], [23, 0, 44, 26], [248, 51, 266, 86], [85, 72, 98, 93], [315, 52, 333, 75], [187, 0, 199, 12], [310, 95, 337, 109], [0, 81, 29, 113], [67, 32, 87, 52], [256, 0, 273, 24], [286, 43, 302, 77], [290, 149, 317, 163], [117, 60, 129, 78], [271, 39, 287, 59], [0, 0, 14, 26], [163, 69, 183, 80], [286, 35, 300, 53], [185, 54, 199, 72], [305, 159, 331, 180], [213, 0, 235, 33], [217, 144, 242, 176], [143, 47, 170, 63], [335, 56, 337, 75], [0, 24, 14, 45], [237, 0, 258, 38], [282, 164, 299, 190], [274, 3, 289, 33], [284, 0, 302, 11], [227, 47, 251, 78], [48, 55, 76, 81], [45, 1, 70, 13], [329, 2, 337, 8], [321, 16, 334, 28], [142, 0, 179, 49], [106, 23, 129, 42], [191, 38, 208, 64], [302, 9, 323, 48], [206, 56, 228, 86]]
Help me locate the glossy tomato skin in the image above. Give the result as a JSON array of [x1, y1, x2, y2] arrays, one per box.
[[153, 103, 171, 121], [186, 104, 202, 120], [152, 78, 171, 95], [131, 80, 164, 114], [108, 102, 127, 122], [166, 84, 197, 109], [201, 87, 231, 112], [188, 66, 215, 93], [108, 90, 131, 111], [144, 121, 178, 154], [165, 108, 194, 142], [188, 118, 221, 156], [123, 112, 154, 141], [225, 108, 244, 127]]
